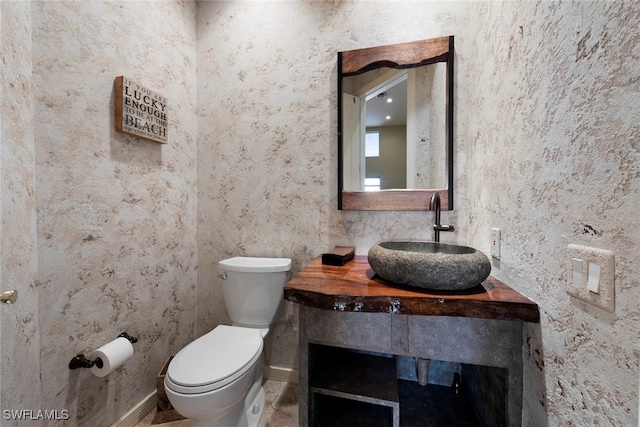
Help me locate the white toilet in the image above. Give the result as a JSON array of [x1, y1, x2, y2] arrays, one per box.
[[164, 256, 292, 427]]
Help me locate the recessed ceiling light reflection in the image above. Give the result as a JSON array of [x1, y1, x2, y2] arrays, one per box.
[[386, 115, 391, 120]]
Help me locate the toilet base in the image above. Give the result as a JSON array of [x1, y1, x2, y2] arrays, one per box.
[[245, 385, 266, 427], [188, 384, 265, 427]]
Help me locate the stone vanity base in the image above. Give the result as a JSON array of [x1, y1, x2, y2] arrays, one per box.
[[298, 307, 521, 427]]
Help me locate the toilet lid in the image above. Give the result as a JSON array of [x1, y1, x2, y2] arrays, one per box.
[[166, 325, 263, 394]]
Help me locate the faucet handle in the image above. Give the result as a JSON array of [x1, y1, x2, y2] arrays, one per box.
[[434, 224, 455, 232]]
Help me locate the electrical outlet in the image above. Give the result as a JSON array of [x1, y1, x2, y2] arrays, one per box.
[[567, 244, 615, 313], [491, 228, 501, 260]]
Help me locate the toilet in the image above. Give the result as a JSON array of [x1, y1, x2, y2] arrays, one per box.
[[164, 256, 292, 427]]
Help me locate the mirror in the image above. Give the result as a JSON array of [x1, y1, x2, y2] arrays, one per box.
[[338, 36, 454, 211]]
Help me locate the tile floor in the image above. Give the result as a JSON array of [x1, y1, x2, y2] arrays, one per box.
[[135, 380, 299, 427]]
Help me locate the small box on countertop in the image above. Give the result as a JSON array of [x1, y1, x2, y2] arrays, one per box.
[[322, 246, 355, 266]]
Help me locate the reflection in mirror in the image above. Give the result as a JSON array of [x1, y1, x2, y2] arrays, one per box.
[[342, 64, 446, 191], [338, 36, 454, 211]]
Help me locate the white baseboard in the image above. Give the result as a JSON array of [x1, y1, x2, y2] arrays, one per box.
[[110, 391, 156, 427], [264, 365, 298, 383]]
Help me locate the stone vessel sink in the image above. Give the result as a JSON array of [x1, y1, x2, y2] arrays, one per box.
[[367, 241, 491, 291]]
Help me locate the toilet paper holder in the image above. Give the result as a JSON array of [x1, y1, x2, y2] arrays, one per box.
[[68, 332, 138, 370]]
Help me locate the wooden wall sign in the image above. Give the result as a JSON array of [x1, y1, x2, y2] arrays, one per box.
[[115, 76, 168, 144]]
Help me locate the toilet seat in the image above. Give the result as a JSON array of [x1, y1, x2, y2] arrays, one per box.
[[219, 256, 292, 273], [166, 325, 263, 395]]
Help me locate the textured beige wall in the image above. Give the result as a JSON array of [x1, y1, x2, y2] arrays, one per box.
[[30, 1, 197, 425], [0, 2, 42, 424], [466, 2, 640, 425]]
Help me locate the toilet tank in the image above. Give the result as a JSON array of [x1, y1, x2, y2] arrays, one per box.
[[218, 257, 292, 328]]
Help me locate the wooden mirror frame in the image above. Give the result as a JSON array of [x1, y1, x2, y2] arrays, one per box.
[[338, 36, 454, 211]]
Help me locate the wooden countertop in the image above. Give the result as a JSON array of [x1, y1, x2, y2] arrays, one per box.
[[284, 256, 539, 323]]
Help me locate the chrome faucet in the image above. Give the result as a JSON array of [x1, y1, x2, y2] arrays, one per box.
[[429, 192, 454, 242]]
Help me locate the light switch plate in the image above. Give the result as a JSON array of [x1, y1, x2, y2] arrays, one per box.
[[567, 244, 615, 312]]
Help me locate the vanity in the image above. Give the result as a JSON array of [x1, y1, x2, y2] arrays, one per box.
[[307, 34, 539, 425], [284, 256, 539, 427]]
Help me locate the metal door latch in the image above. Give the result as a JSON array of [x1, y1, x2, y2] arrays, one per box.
[[1, 290, 18, 304]]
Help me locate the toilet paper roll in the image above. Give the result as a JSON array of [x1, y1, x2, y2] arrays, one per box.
[[89, 337, 134, 377]]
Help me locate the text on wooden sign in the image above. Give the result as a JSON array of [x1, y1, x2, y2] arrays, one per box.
[[115, 76, 168, 144]]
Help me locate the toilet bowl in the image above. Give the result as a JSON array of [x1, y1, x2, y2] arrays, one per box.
[[164, 325, 265, 427], [164, 256, 292, 427]]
